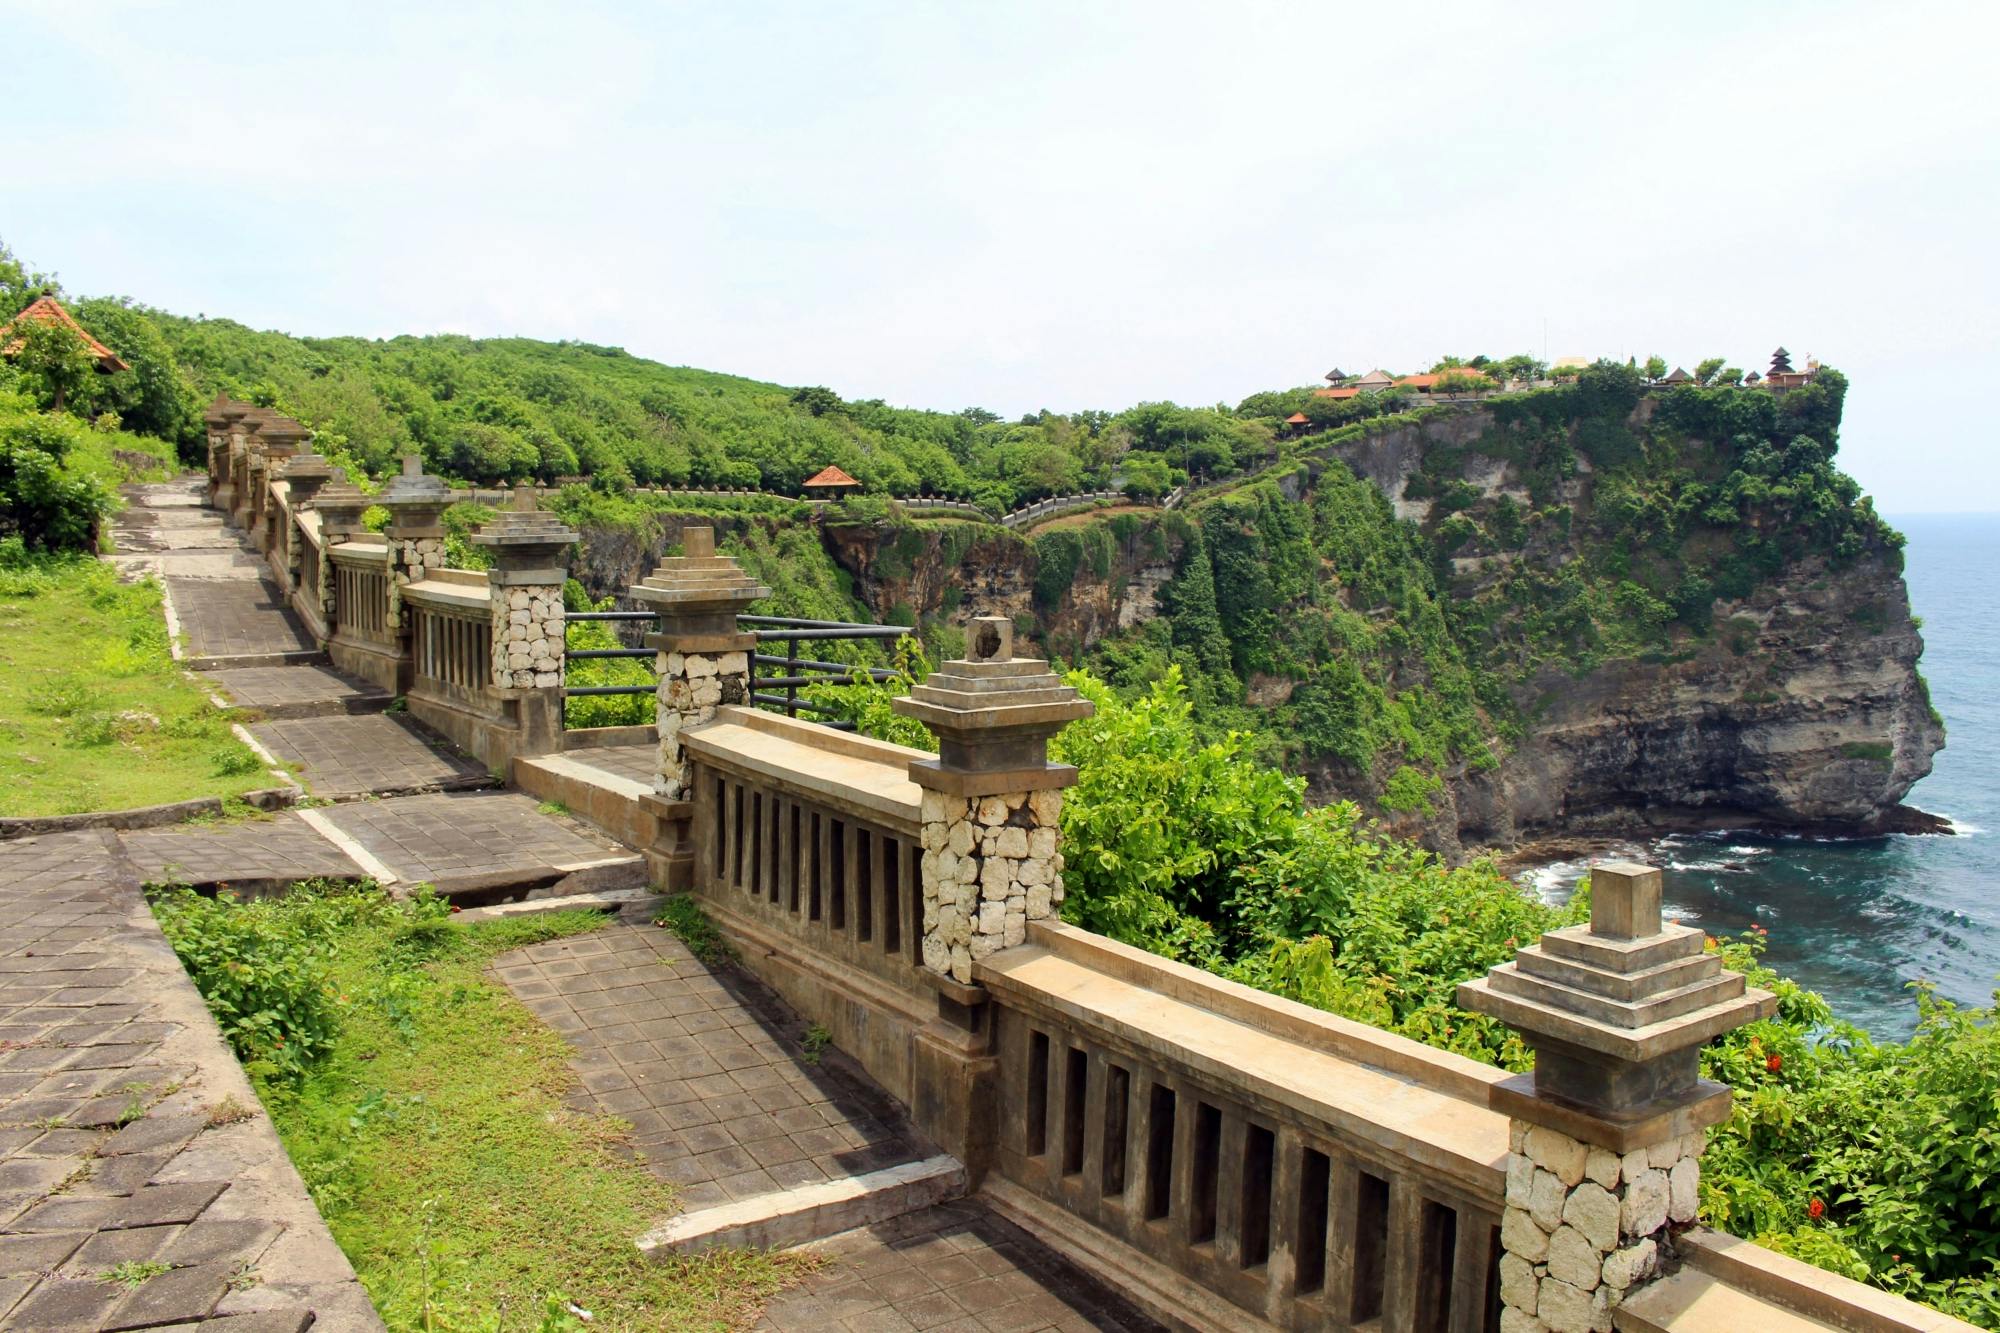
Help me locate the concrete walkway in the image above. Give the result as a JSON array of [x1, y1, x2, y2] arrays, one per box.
[[493, 924, 1158, 1333], [0, 832, 379, 1330]]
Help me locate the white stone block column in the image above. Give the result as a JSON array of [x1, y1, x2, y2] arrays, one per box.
[[893, 615, 1093, 985], [627, 526, 767, 889], [375, 455, 451, 634], [1461, 864, 1774, 1333]]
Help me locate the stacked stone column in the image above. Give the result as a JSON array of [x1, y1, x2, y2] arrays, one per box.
[[628, 526, 767, 888], [306, 474, 367, 633], [253, 416, 308, 554], [1460, 864, 1774, 1333], [374, 456, 451, 634], [470, 491, 578, 690], [222, 405, 256, 521], [891, 616, 1093, 985], [202, 395, 246, 508], [269, 444, 327, 582]]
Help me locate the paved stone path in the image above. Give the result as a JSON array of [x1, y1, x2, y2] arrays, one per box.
[[498, 925, 920, 1210], [199, 667, 390, 720], [0, 832, 379, 1330], [117, 794, 640, 898], [754, 1202, 1163, 1333], [244, 716, 490, 799], [495, 926, 1156, 1332], [166, 578, 317, 663]]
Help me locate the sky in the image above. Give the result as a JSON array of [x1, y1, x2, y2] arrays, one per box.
[[5, 1, 1997, 513]]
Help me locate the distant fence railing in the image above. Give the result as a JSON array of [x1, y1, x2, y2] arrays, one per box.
[[560, 611, 914, 730], [999, 485, 1184, 530]]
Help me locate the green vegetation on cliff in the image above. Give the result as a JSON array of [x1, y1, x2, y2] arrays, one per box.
[[1055, 362, 1906, 815]]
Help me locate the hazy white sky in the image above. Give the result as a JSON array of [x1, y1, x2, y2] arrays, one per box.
[[6, 1, 1996, 511]]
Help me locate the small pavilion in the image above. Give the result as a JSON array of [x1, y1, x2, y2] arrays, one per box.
[[802, 464, 863, 499], [0, 293, 129, 372]]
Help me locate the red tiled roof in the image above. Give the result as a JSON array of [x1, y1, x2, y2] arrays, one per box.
[[1396, 370, 1493, 389], [1312, 387, 1363, 400], [0, 295, 129, 371], [1285, 412, 1310, 423], [803, 464, 862, 488]]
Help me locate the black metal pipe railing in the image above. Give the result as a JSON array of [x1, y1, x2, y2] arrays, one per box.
[[560, 607, 914, 729]]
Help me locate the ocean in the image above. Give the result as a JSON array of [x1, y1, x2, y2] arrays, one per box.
[[1526, 513, 1999, 1040]]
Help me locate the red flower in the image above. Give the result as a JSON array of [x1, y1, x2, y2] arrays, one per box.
[[450, 904, 462, 913], [1767, 1053, 1783, 1073], [1808, 1198, 1825, 1220]]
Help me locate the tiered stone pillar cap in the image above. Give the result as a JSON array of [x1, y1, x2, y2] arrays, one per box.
[[376, 455, 451, 532], [1459, 863, 1774, 1150], [276, 451, 337, 483], [471, 489, 580, 584], [626, 526, 769, 613], [309, 473, 373, 535], [892, 615, 1093, 792], [204, 395, 250, 431], [469, 488, 580, 552]]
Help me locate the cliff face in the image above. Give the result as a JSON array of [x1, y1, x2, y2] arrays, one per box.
[[1407, 549, 1943, 847], [818, 519, 1183, 660]]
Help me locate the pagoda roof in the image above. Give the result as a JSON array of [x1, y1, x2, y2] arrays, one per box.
[[802, 464, 862, 489], [1353, 369, 1395, 386], [0, 295, 128, 371], [1285, 412, 1310, 423], [1662, 367, 1694, 383]]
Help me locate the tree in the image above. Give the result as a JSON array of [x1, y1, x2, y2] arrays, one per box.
[[788, 385, 843, 417], [0, 397, 114, 550], [10, 316, 97, 415], [1643, 355, 1668, 381], [1718, 366, 1745, 387], [1694, 357, 1727, 387], [0, 241, 52, 320], [1770, 347, 1794, 376], [1433, 370, 1493, 396]]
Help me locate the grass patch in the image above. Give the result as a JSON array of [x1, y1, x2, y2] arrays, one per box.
[[0, 546, 274, 816], [653, 894, 734, 965], [150, 881, 798, 1330]]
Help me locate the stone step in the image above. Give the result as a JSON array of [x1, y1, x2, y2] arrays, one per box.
[[201, 664, 394, 719], [454, 888, 664, 924], [513, 743, 660, 849], [634, 1154, 967, 1259]]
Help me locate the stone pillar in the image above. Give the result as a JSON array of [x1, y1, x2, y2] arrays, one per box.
[[307, 475, 368, 637], [627, 525, 766, 888], [217, 402, 253, 517], [269, 444, 327, 585], [1459, 864, 1774, 1333], [470, 491, 579, 758], [891, 615, 1094, 985], [231, 408, 272, 529], [254, 416, 307, 554], [202, 395, 242, 507], [375, 456, 451, 636]]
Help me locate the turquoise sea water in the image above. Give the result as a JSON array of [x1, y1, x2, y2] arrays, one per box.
[[1530, 513, 1999, 1040]]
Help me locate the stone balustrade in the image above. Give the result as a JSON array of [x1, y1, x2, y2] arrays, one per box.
[[205, 429, 576, 772]]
